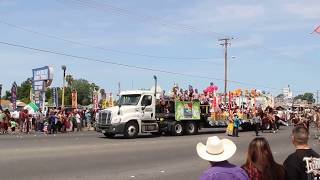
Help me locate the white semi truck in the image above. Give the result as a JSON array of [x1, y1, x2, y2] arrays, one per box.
[[95, 77, 274, 138], [96, 76, 215, 138]]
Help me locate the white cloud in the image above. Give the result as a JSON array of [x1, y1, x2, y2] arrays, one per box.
[[233, 34, 265, 48], [181, 2, 265, 25], [284, 2, 320, 19], [216, 4, 265, 20], [136, 35, 174, 46], [270, 44, 320, 59]]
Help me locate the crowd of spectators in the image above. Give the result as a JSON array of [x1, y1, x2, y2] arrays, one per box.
[[0, 107, 97, 135]]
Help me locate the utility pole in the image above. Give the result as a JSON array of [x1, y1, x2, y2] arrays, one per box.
[[219, 38, 232, 105], [61, 65, 66, 108], [117, 82, 121, 96]]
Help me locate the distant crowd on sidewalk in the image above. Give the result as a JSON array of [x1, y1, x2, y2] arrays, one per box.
[[197, 125, 320, 180], [0, 107, 97, 135]]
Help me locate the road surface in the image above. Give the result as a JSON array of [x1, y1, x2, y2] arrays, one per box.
[[0, 127, 319, 180]]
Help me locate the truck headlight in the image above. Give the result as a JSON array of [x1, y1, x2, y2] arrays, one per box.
[[112, 116, 121, 124]]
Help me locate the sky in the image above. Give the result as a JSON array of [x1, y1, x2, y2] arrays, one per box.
[[0, 0, 319, 97]]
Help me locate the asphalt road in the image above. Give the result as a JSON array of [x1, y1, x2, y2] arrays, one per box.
[[0, 127, 319, 180]]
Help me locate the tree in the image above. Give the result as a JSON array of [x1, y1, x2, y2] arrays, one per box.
[[70, 79, 100, 106], [3, 90, 11, 100], [100, 89, 106, 99], [294, 93, 315, 104], [17, 79, 32, 103], [65, 75, 74, 88], [276, 94, 284, 98]]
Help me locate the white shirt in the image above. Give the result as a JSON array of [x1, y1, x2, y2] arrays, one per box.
[[76, 114, 81, 123]]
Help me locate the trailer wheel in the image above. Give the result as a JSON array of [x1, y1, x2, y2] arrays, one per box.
[[124, 121, 139, 139], [264, 123, 271, 130], [171, 121, 183, 136], [104, 133, 115, 138], [185, 121, 198, 135]]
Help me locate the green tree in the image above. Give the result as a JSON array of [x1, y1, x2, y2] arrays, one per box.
[[276, 94, 284, 98], [66, 74, 74, 88], [3, 90, 11, 100], [17, 79, 32, 103], [294, 93, 315, 104], [70, 79, 100, 106]]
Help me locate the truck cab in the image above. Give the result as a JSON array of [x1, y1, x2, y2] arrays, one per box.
[[96, 90, 159, 138]]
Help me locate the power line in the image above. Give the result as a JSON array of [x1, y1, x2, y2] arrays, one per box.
[[0, 19, 220, 62], [60, 0, 229, 37], [61, 1, 305, 65], [0, 40, 284, 91]]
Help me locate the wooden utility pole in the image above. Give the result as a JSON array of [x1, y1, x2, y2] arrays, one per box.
[[117, 82, 121, 96], [219, 38, 232, 105]]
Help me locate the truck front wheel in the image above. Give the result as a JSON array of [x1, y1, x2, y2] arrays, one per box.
[[185, 121, 198, 135], [171, 121, 183, 136], [124, 121, 139, 139]]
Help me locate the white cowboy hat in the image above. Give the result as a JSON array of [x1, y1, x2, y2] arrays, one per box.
[[196, 136, 237, 162]]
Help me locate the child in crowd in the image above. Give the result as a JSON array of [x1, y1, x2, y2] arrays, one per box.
[[10, 119, 17, 134], [43, 122, 49, 134]]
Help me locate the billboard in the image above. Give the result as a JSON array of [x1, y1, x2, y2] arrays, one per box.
[[32, 66, 53, 82], [32, 66, 53, 109], [175, 101, 200, 121]]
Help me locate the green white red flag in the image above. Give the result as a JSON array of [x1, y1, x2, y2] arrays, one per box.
[[24, 102, 39, 114]]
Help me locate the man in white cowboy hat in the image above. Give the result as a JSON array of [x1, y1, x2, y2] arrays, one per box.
[[197, 136, 248, 180]]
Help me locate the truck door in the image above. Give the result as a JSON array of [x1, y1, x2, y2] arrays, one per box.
[[140, 95, 154, 120]]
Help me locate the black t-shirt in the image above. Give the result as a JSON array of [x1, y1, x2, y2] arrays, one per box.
[[283, 149, 320, 180]]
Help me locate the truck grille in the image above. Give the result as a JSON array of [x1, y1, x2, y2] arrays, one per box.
[[99, 111, 111, 125]]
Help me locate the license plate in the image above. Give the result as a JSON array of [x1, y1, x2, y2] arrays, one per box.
[[102, 130, 106, 134]]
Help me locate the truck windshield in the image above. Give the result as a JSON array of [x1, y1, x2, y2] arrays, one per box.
[[119, 94, 141, 105]]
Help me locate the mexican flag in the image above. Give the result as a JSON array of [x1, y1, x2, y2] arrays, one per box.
[[24, 102, 39, 114]]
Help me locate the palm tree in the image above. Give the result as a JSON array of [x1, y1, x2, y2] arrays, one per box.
[[100, 89, 106, 99], [65, 75, 74, 88]]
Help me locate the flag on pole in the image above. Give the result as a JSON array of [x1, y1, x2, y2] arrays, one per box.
[[24, 102, 39, 114], [312, 25, 320, 34], [11, 82, 17, 110]]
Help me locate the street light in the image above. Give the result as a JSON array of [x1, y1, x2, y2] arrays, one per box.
[[61, 65, 66, 108], [153, 75, 157, 97]]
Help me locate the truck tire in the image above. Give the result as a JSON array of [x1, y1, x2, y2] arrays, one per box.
[[124, 121, 139, 139], [185, 121, 198, 135], [264, 123, 271, 130], [104, 133, 115, 138], [171, 121, 183, 136]]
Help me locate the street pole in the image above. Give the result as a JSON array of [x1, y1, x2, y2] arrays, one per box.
[[153, 75, 157, 97], [117, 82, 121, 96], [61, 65, 66, 108], [219, 38, 232, 105]]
